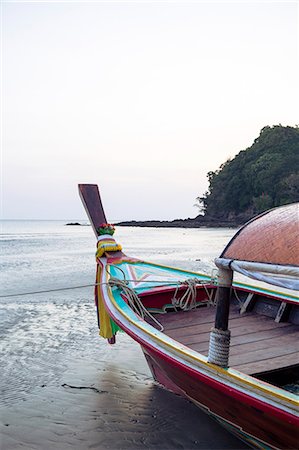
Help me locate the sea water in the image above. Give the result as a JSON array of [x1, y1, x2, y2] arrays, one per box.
[[1, 221, 249, 449]]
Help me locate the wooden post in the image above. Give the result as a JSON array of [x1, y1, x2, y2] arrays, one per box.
[[214, 267, 233, 330], [208, 267, 233, 367]]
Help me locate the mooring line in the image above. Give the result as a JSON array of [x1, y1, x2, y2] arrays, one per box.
[[0, 279, 194, 298]]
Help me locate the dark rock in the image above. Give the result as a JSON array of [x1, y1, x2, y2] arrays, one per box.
[[116, 217, 242, 229]]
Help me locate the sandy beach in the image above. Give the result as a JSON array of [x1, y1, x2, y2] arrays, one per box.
[[1, 222, 249, 449], [1, 334, 248, 450]]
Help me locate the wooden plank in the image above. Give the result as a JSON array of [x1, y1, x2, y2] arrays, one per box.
[[240, 292, 254, 314], [187, 340, 210, 352], [157, 308, 215, 328], [160, 304, 298, 376], [166, 315, 290, 340], [228, 321, 290, 338], [166, 320, 215, 339], [183, 324, 297, 348], [157, 305, 241, 330], [229, 344, 297, 367], [228, 333, 298, 357], [158, 308, 219, 329], [183, 310, 284, 332], [275, 302, 291, 323], [228, 314, 282, 328], [234, 353, 299, 375], [186, 326, 298, 353], [230, 325, 297, 346]]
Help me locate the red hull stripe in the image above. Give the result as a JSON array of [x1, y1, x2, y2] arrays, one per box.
[[105, 300, 298, 427]]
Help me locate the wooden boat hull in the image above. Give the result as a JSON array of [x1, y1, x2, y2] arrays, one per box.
[[78, 185, 299, 450], [98, 259, 298, 450], [143, 347, 297, 450]]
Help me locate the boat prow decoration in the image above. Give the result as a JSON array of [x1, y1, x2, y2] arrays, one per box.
[[79, 184, 299, 449]]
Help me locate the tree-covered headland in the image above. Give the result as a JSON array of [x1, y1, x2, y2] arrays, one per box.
[[118, 125, 298, 228], [197, 125, 299, 224]]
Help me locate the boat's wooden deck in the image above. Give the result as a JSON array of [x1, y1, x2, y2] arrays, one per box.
[[156, 305, 299, 375]]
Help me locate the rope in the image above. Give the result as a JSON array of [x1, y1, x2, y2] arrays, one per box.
[[1, 273, 217, 338], [0, 279, 185, 298], [108, 277, 164, 332], [0, 283, 104, 298], [0, 273, 215, 321], [207, 327, 231, 367], [171, 278, 215, 311]]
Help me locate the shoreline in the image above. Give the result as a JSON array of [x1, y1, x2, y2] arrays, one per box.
[[65, 217, 247, 229], [116, 218, 243, 228]]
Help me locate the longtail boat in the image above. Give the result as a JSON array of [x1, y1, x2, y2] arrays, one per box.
[[79, 184, 298, 449]]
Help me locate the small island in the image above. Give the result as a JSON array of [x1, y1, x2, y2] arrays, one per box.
[[117, 125, 299, 228], [65, 222, 82, 226]]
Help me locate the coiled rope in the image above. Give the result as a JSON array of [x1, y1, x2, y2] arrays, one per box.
[[171, 278, 215, 311], [108, 277, 164, 331]]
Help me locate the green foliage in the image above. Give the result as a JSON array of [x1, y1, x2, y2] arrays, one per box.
[[200, 125, 299, 220]]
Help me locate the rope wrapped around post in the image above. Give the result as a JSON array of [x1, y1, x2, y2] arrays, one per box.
[[208, 266, 233, 368], [208, 327, 231, 367]]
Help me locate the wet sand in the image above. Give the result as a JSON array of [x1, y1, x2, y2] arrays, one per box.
[[1, 334, 248, 450], [1, 224, 248, 449]]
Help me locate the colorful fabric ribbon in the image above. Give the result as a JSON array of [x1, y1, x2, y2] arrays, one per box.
[[95, 234, 122, 341], [96, 235, 122, 258]]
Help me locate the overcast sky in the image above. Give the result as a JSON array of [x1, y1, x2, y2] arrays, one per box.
[[1, 1, 298, 221]]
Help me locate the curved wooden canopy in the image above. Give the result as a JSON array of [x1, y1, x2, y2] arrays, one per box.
[[220, 203, 299, 267]]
